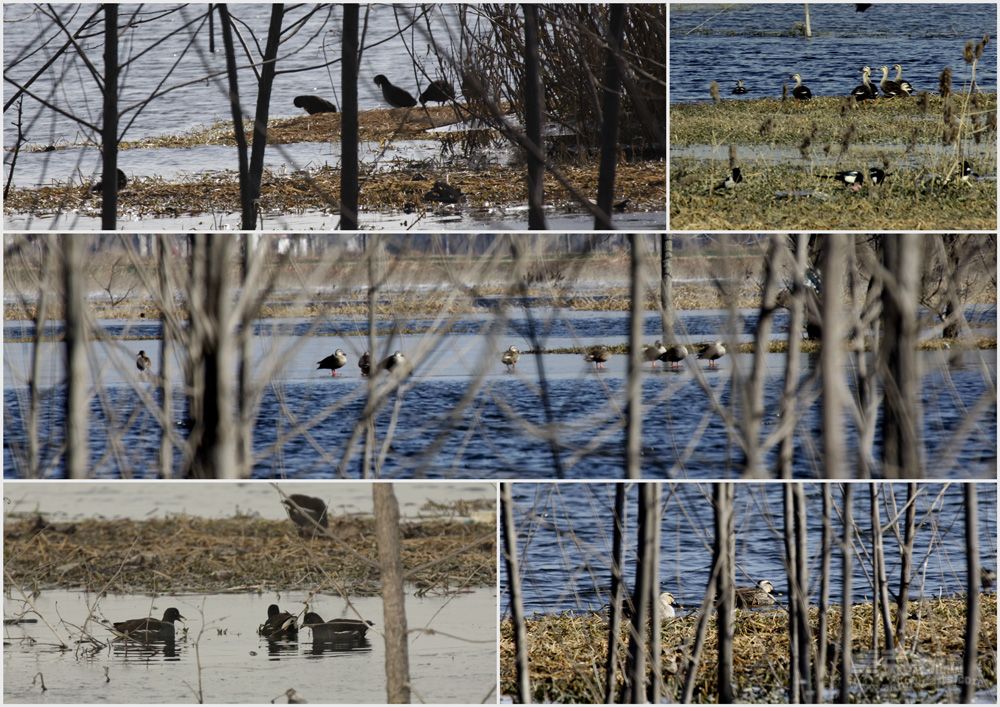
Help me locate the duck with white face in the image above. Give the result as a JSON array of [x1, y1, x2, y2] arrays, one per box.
[[501, 345, 520, 372], [732, 79, 748, 95], [735, 579, 777, 609], [878, 65, 907, 97], [789, 73, 812, 100]]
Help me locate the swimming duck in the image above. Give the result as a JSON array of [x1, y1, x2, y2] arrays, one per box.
[[697, 341, 726, 368], [643, 341, 667, 368], [302, 612, 374, 643], [851, 66, 878, 102], [112, 607, 185, 642], [659, 344, 688, 370], [731, 79, 748, 95], [136, 350, 152, 373], [713, 167, 743, 192], [892, 64, 913, 95], [419, 79, 456, 105], [378, 351, 407, 373], [789, 73, 812, 100], [358, 351, 371, 377], [878, 65, 906, 97], [293, 95, 337, 114], [584, 345, 611, 370], [259, 604, 298, 639], [735, 579, 776, 608], [659, 592, 677, 618], [373, 75, 417, 108], [501, 345, 520, 372], [282, 494, 329, 536], [91, 168, 127, 193], [317, 349, 348, 377]]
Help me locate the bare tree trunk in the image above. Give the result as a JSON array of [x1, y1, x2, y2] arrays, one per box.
[[373, 484, 411, 703], [626, 483, 656, 703], [681, 546, 722, 703], [100, 4, 118, 230], [793, 483, 813, 701], [648, 483, 663, 703], [778, 235, 807, 480], [501, 483, 530, 703], [605, 483, 628, 703], [895, 483, 917, 648], [821, 235, 846, 478], [340, 5, 359, 229], [744, 235, 781, 477], [838, 484, 853, 704], [626, 235, 644, 480], [218, 4, 254, 229], [63, 236, 89, 477], [880, 235, 923, 478], [870, 484, 896, 654], [784, 483, 801, 702], [157, 236, 174, 478], [28, 241, 56, 478], [245, 4, 284, 226], [716, 483, 735, 703], [237, 235, 254, 476], [961, 484, 980, 703], [815, 483, 833, 698], [594, 3, 625, 228], [660, 234, 673, 341], [522, 4, 546, 230]]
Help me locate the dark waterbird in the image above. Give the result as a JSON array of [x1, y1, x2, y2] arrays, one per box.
[[731, 79, 748, 95], [317, 349, 348, 376], [303, 612, 373, 643], [378, 351, 408, 373], [659, 344, 688, 370], [735, 579, 777, 609], [851, 66, 878, 102], [878, 65, 907, 97], [282, 494, 328, 537], [294, 95, 338, 114], [374, 75, 417, 108], [789, 73, 812, 100], [713, 167, 742, 192], [259, 604, 298, 639], [584, 345, 610, 370], [91, 168, 127, 193], [358, 351, 371, 377], [419, 80, 456, 105], [112, 607, 184, 642], [423, 180, 463, 204], [136, 350, 152, 372], [697, 341, 726, 368]]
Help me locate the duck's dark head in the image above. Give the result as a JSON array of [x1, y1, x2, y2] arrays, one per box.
[[373, 74, 388, 87], [303, 612, 325, 625], [267, 604, 280, 618], [163, 607, 185, 623]]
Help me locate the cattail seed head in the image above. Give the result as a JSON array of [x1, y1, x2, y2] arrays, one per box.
[[939, 67, 952, 97], [964, 40, 975, 64], [709, 81, 721, 104]]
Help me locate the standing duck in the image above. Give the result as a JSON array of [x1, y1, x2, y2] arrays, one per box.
[[112, 607, 185, 642], [293, 95, 337, 114], [731, 79, 748, 95], [643, 340, 667, 368], [735, 579, 776, 608], [373, 75, 417, 108], [419, 80, 456, 105], [282, 494, 328, 536], [789, 73, 812, 100], [501, 345, 520, 372], [358, 351, 371, 377], [892, 64, 913, 95], [136, 350, 152, 373], [851, 66, 878, 102], [259, 604, 298, 639], [378, 351, 407, 373], [697, 341, 726, 368], [878, 65, 907, 97], [317, 349, 348, 377], [584, 345, 611, 370], [659, 344, 688, 370]]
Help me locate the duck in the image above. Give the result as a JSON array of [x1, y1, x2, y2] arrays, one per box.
[[259, 604, 298, 639], [293, 95, 337, 114], [713, 167, 742, 192], [697, 341, 726, 368], [358, 351, 371, 377], [419, 79, 455, 105], [659, 592, 677, 618], [643, 340, 667, 368], [317, 349, 348, 377], [584, 345, 610, 370], [892, 64, 913, 95], [423, 180, 463, 204], [731, 79, 748, 95], [735, 579, 776, 608], [878, 65, 907, 97], [378, 351, 407, 373], [282, 494, 329, 536], [302, 612, 374, 643], [111, 607, 185, 642], [136, 350, 152, 373], [850, 66, 878, 102], [373, 75, 417, 108], [501, 345, 520, 372], [659, 344, 688, 370], [789, 73, 812, 100], [91, 168, 127, 193]]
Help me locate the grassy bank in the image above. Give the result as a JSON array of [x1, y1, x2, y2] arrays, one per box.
[[670, 94, 997, 146], [4, 504, 496, 596], [500, 595, 998, 703]]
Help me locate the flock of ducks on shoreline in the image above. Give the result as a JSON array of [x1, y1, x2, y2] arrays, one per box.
[[293, 76, 456, 115], [729, 63, 914, 101]]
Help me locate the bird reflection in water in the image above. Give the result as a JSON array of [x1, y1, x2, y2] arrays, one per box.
[[111, 639, 180, 661]]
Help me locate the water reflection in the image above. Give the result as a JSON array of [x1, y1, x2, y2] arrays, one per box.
[[263, 638, 299, 658], [305, 635, 372, 656], [110, 639, 181, 662]]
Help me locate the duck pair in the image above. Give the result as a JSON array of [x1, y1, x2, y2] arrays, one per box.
[[373, 75, 455, 108], [654, 580, 776, 618], [259, 604, 373, 643], [643, 341, 689, 370]]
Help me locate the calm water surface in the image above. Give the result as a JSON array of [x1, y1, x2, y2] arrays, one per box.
[[670, 4, 997, 103], [3, 588, 496, 704], [500, 483, 997, 615]]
